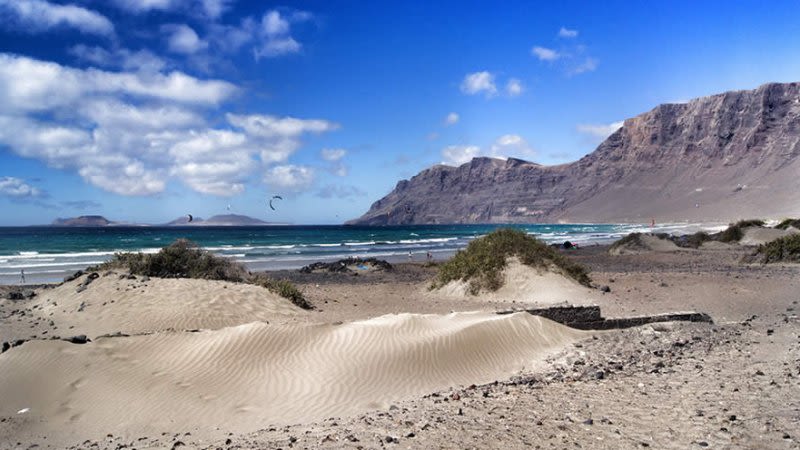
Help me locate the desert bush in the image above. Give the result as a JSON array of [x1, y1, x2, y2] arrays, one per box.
[[250, 275, 313, 310], [95, 239, 247, 281], [775, 218, 800, 230], [717, 219, 766, 243], [673, 231, 712, 249], [608, 233, 644, 251], [751, 234, 800, 263], [431, 228, 591, 295]]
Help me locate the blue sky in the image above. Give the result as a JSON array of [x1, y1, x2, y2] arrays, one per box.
[[1, 0, 799, 225]]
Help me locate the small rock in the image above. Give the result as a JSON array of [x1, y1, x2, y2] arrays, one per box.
[[385, 435, 398, 444], [64, 271, 84, 282], [600, 285, 611, 293], [66, 335, 90, 344], [583, 418, 594, 425], [697, 442, 708, 447]]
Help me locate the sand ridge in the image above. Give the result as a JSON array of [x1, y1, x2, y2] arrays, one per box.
[[0, 310, 584, 443], [433, 258, 602, 306], [24, 272, 307, 338]]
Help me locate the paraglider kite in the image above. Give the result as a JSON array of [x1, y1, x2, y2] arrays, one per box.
[[269, 195, 283, 211]]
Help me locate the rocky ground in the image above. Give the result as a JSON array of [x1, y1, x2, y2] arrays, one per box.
[[2, 244, 799, 449]]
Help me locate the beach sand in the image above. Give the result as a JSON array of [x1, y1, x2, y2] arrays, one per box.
[[1, 243, 798, 449]]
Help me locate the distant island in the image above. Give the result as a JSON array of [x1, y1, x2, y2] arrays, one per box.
[[50, 214, 282, 227]]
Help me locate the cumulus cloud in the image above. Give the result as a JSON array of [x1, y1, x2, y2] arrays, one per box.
[[0, 54, 337, 196], [254, 9, 310, 59], [569, 57, 599, 75], [0, 0, 114, 36], [165, 24, 208, 54], [533, 30, 598, 76], [506, 78, 523, 97], [267, 165, 315, 192], [441, 135, 536, 166], [110, 0, 179, 13], [0, 176, 42, 198], [460, 71, 497, 97], [444, 112, 459, 126], [531, 46, 560, 61], [69, 45, 166, 73], [321, 148, 346, 161], [489, 134, 535, 159], [558, 27, 578, 38], [576, 121, 624, 142], [441, 145, 481, 166]]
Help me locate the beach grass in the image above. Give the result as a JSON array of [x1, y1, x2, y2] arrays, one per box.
[[431, 228, 591, 295], [92, 239, 312, 309], [775, 218, 800, 230], [752, 234, 800, 263], [717, 219, 766, 243]]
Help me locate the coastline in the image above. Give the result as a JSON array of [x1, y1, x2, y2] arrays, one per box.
[[1, 239, 798, 448]]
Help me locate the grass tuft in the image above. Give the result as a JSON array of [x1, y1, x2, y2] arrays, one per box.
[[751, 234, 800, 263], [430, 228, 591, 295], [717, 219, 766, 243], [775, 218, 800, 230], [92, 239, 312, 309]]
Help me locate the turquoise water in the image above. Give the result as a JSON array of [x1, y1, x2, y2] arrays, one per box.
[[0, 223, 680, 284]]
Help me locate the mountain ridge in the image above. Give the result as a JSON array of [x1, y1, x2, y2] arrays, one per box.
[[350, 82, 800, 225]]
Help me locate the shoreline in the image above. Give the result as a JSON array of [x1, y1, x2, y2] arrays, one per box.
[[1, 239, 798, 449]]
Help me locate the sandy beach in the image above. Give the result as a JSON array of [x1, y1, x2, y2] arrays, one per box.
[[1, 238, 798, 450]]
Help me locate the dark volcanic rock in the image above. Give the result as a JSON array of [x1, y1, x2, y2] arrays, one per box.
[[350, 82, 800, 224], [299, 257, 393, 274]]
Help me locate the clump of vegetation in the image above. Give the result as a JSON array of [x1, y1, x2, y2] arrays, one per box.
[[93, 239, 312, 309], [775, 218, 800, 230], [608, 233, 646, 251], [673, 231, 712, 249], [717, 219, 766, 243], [250, 275, 313, 310], [751, 234, 800, 263], [95, 239, 247, 281], [430, 228, 591, 295]]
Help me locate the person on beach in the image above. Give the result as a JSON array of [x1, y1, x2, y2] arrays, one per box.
[[408, 251, 413, 261], [426, 251, 433, 262], [20, 269, 25, 284]]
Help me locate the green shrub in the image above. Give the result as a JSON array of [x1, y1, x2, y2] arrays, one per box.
[[608, 233, 644, 251], [251, 275, 313, 310], [95, 239, 246, 281], [717, 219, 766, 243], [775, 218, 800, 230], [676, 231, 712, 249], [431, 228, 591, 295], [752, 234, 800, 263]]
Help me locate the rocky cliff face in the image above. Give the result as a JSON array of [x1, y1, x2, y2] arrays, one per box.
[[351, 82, 800, 225]]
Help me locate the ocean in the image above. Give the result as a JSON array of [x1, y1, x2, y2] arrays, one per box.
[[0, 223, 701, 284]]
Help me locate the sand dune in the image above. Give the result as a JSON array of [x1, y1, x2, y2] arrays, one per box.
[[434, 258, 601, 305], [0, 311, 583, 443], [739, 226, 799, 246], [26, 273, 307, 338]]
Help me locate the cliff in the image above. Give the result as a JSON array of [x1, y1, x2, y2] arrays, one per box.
[[351, 82, 800, 224]]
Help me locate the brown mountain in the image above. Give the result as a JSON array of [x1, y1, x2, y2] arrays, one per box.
[[350, 82, 800, 225]]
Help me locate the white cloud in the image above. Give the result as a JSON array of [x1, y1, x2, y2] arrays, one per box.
[[569, 57, 599, 75], [0, 0, 114, 36], [441, 145, 481, 166], [531, 46, 560, 61], [0, 54, 337, 197], [321, 148, 346, 161], [460, 71, 497, 97], [254, 9, 310, 59], [165, 24, 208, 54], [111, 0, 179, 13], [506, 78, 523, 97], [444, 112, 459, 126], [70, 45, 166, 73], [200, 0, 231, 19], [441, 135, 536, 166], [576, 121, 624, 142], [267, 165, 315, 192], [489, 134, 535, 159], [558, 27, 578, 38], [0, 176, 42, 197]]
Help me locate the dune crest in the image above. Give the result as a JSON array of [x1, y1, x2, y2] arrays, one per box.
[[0, 311, 583, 442]]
